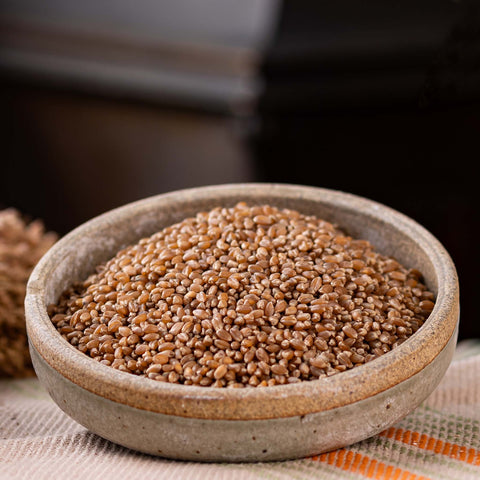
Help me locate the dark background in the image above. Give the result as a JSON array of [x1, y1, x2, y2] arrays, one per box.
[[1, 1, 478, 339]]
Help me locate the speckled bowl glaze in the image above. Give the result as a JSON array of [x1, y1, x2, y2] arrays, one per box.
[[25, 183, 459, 462]]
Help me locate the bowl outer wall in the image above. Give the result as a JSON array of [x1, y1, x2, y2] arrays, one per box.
[[25, 183, 460, 421]]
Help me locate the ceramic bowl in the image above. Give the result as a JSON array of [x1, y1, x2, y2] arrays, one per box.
[[25, 183, 459, 462]]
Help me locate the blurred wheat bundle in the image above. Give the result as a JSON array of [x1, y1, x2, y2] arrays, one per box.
[[0, 209, 57, 377]]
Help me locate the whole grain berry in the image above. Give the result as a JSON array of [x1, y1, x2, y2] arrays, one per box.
[[49, 203, 435, 387]]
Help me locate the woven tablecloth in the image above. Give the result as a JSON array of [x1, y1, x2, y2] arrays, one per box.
[[1, 340, 479, 480]]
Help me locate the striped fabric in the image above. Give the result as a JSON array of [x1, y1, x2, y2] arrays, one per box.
[[1, 340, 479, 480]]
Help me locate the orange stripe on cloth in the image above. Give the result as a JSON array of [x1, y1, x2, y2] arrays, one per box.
[[379, 427, 480, 466], [311, 449, 431, 480]]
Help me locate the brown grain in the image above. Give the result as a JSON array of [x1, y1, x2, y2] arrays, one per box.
[[49, 203, 434, 387]]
